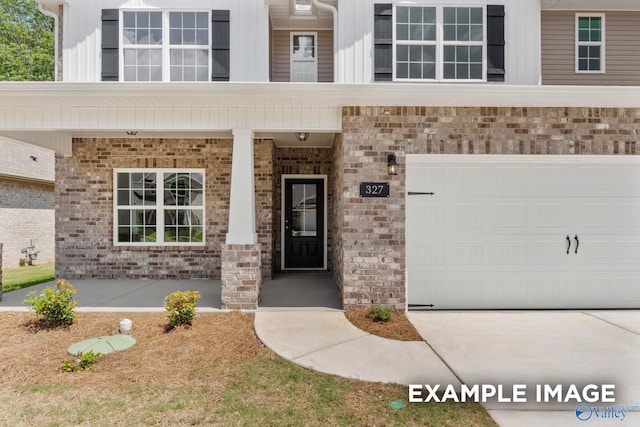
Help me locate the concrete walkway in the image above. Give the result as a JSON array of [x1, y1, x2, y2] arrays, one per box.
[[254, 309, 459, 386]]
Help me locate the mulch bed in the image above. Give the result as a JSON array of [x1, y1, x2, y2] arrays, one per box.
[[345, 307, 424, 341], [0, 311, 259, 390]]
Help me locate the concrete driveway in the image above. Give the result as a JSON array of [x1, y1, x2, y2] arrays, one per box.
[[409, 311, 640, 427]]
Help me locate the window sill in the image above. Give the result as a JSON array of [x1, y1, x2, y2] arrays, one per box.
[[393, 79, 488, 83], [113, 245, 207, 251]]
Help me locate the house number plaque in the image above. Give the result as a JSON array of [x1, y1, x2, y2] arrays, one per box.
[[359, 182, 390, 198]]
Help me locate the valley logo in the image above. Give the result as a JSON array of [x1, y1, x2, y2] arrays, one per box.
[[575, 403, 634, 422], [575, 404, 593, 421]]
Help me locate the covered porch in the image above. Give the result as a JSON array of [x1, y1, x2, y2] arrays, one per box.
[[0, 273, 341, 311]]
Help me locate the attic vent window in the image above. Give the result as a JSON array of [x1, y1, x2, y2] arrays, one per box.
[[294, 0, 312, 15]]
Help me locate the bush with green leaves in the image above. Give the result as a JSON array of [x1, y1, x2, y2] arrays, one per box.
[[164, 290, 201, 328], [368, 306, 393, 322], [62, 350, 101, 372], [23, 279, 77, 325]]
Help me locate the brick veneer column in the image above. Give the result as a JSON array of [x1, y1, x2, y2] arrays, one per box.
[[221, 244, 261, 310], [0, 243, 3, 301]]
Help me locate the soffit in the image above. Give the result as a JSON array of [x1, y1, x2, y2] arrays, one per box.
[[2, 83, 640, 109], [267, 0, 336, 30]]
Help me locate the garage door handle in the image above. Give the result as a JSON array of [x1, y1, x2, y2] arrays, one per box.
[[566, 235, 571, 254], [574, 235, 579, 254]]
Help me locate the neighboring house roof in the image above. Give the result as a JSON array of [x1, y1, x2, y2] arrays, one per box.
[[0, 137, 55, 183]]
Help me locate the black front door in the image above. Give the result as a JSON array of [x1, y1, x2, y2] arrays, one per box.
[[284, 178, 325, 269]]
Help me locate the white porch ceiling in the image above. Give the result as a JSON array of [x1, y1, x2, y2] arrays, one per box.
[[266, 0, 336, 30]]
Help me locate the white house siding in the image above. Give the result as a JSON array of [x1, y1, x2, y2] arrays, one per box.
[[62, 0, 269, 82], [337, 0, 541, 84]]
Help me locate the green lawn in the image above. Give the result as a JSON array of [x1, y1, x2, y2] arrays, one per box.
[[2, 262, 55, 293]]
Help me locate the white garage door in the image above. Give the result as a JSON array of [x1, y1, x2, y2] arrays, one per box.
[[406, 155, 640, 310]]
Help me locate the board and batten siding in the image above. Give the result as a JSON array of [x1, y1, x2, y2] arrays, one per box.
[[271, 30, 334, 82], [338, 0, 541, 84], [62, 0, 269, 82], [542, 11, 640, 86]]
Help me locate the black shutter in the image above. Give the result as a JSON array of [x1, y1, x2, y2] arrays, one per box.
[[101, 9, 119, 82], [486, 5, 505, 82], [374, 4, 393, 82], [211, 10, 230, 82]]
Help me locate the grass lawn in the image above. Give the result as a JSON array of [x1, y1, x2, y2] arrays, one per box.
[[2, 262, 55, 293], [0, 311, 496, 427]]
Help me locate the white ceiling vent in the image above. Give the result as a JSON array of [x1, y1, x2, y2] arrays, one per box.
[[293, 0, 313, 16]]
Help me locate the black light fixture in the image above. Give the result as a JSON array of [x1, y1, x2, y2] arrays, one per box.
[[387, 153, 398, 176], [295, 132, 310, 142]]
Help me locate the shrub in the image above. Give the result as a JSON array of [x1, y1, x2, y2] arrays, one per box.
[[62, 350, 101, 372], [23, 279, 78, 326], [164, 290, 201, 328], [368, 306, 393, 322]]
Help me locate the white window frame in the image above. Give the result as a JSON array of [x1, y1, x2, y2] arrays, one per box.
[[119, 9, 212, 82], [392, 4, 487, 82], [113, 168, 206, 247], [575, 13, 605, 74], [290, 32, 318, 82]]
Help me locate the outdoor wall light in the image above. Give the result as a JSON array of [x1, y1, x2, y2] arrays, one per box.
[[387, 153, 398, 176], [295, 132, 310, 142]]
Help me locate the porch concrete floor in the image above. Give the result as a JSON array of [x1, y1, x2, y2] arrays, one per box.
[[0, 279, 222, 311], [1, 274, 341, 311], [259, 273, 342, 310]]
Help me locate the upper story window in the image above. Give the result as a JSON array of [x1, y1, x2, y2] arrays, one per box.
[[114, 169, 205, 246], [575, 14, 605, 74], [122, 11, 210, 82], [394, 5, 485, 81]]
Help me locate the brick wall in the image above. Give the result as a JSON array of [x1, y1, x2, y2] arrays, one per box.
[[56, 138, 273, 279], [221, 243, 261, 309], [273, 147, 333, 271], [339, 106, 640, 308], [0, 179, 55, 268], [255, 139, 274, 278], [330, 135, 344, 294]]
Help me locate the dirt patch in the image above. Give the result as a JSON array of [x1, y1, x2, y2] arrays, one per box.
[[345, 307, 424, 341], [0, 311, 259, 390]]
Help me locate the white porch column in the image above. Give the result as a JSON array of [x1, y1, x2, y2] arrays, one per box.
[[226, 129, 257, 245]]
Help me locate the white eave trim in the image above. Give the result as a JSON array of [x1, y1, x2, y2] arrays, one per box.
[[1, 83, 640, 109], [0, 173, 55, 186]]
